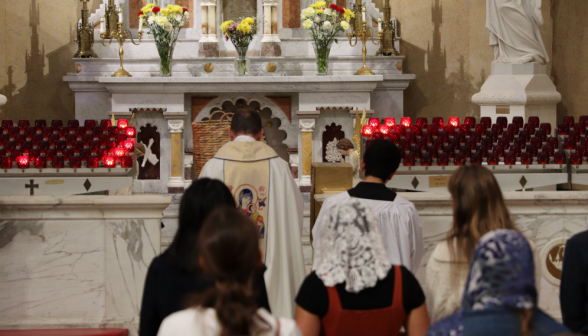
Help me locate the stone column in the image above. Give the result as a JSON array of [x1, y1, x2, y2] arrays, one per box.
[[299, 119, 315, 186], [198, 0, 219, 57], [261, 0, 281, 56], [167, 119, 185, 193]]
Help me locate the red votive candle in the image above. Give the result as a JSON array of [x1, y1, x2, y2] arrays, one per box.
[[505, 153, 517, 165], [577, 146, 588, 158], [401, 117, 412, 128], [379, 124, 391, 136], [384, 118, 396, 127], [58, 126, 69, 139], [361, 125, 374, 137], [87, 156, 99, 168], [563, 116, 575, 127], [530, 137, 542, 149], [1, 156, 12, 169], [528, 116, 540, 128], [394, 125, 406, 136], [433, 138, 443, 150], [427, 146, 438, 158], [121, 156, 133, 168], [459, 145, 472, 158], [525, 144, 538, 157], [432, 117, 444, 127], [580, 116, 588, 127], [521, 152, 533, 165], [512, 116, 524, 127], [51, 120, 63, 128], [509, 145, 522, 158], [8, 126, 19, 139], [35, 156, 47, 169], [39, 141, 49, 152], [574, 123, 586, 135], [448, 117, 460, 127], [547, 137, 559, 149], [542, 144, 555, 157], [524, 123, 536, 135], [16, 155, 29, 169], [496, 117, 508, 127], [103, 155, 116, 168], [487, 152, 499, 165], [100, 119, 111, 132], [427, 125, 439, 136], [369, 118, 380, 128], [68, 120, 79, 131], [69, 156, 82, 168], [389, 133, 400, 144], [52, 156, 64, 169], [417, 117, 428, 127], [411, 125, 423, 136], [537, 152, 549, 165], [454, 153, 466, 166], [42, 126, 52, 139], [18, 120, 30, 131], [443, 125, 455, 136], [437, 153, 449, 166], [403, 153, 415, 166], [494, 145, 506, 158], [123, 140, 135, 152], [492, 124, 504, 136], [540, 123, 552, 136], [570, 130, 581, 143], [463, 117, 475, 127], [398, 139, 410, 151], [480, 117, 492, 128], [554, 152, 567, 165], [410, 146, 421, 159], [466, 138, 476, 151], [571, 153, 583, 165], [374, 132, 385, 140], [407, 132, 417, 144], [420, 153, 432, 166], [477, 145, 488, 158], [417, 138, 428, 151], [535, 130, 547, 142], [117, 119, 129, 129], [564, 138, 576, 150], [469, 153, 481, 165], [84, 120, 96, 131]]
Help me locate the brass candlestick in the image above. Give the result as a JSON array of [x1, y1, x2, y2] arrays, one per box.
[[349, 0, 363, 36], [100, 19, 143, 77], [103, 0, 120, 40], [347, 7, 380, 76], [375, 0, 399, 56], [74, 0, 98, 58]]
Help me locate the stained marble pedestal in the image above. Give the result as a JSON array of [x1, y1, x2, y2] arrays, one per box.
[[261, 42, 282, 56], [0, 195, 172, 335], [198, 42, 219, 57]]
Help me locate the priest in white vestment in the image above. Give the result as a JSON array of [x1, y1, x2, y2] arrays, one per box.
[[313, 140, 424, 273], [486, 0, 549, 64], [198, 108, 306, 318]]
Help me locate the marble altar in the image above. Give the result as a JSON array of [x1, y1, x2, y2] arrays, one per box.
[[314, 191, 588, 320], [0, 195, 172, 335]]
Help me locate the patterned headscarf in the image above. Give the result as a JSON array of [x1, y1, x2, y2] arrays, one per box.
[[313, 198, 392, 293], [427, 229, 537, 336]]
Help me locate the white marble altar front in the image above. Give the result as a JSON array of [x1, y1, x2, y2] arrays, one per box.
[[0, 195, 172, 335], [315, 191, 588, 320]]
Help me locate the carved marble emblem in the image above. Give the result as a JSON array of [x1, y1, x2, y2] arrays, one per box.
[[540, 237, 567, 286], [204, 63, 214, 73]]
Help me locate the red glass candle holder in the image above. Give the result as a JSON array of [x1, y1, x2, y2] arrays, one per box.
[[65, 134, 76, 147], [537, 152, 549, 165], [475, 124, 487, 136], [42, 126, 53, 139], [121, 156, 133, 168], [433, 138, 443, 150], [481, 138, 492, 150], [530, 137, 542, 149], [63, 149, 74, 160], [450, 138, 461, 151], [512, 116, 524, 127], [16, 155, 29, 168], [0, 134, 7, 147], [507, 123, 520, 134], [100, 119, 111, 131], [361, 125, 374, 137], [438, 131, 449, 144], [406, 132, 417, 144], [116, 119, 129, 129], [558, 123, 571, 136], [87, 156, 99, 168], [470, 130, 482, 143], [492, 124, 504, 136], [574, 122, 586, 133], [463, 117, 475, 127], [540, 123, 552, 136], [454, 130, 465, 143], [35, 156, 47, 169], [55, 140, 67, 152], [480, 117, 492, 128], [374, 132, 385, 140], [521, 152, 533, 165], [466, 138, 476, 150], [420, 153, 432, 166], [514, 138, 526, 150], [459, 145, 472, 158], [383, 118, 396, 128], [443, 143, 455, 155], [89, 140, 100, 152], [52, 156, 64, 169], [28, 148, 39, 160], [487, 153, 499, 165], [547, 137, 559, 149], [84, 120, 96, 130], [509, 145, 522, 158], [14, 134, 25, 146], [564, 116, 575, 127], [4, 140, 16, 152], [123, 140, 135, 152], [92, 126, 102, 137], [398, 139, 410, 151], [68, 120, 79, 131], [80, 148, 91, 159], [125, 127, 136, 138], [535, 130, 546, 142], [51, 120, 63, 128], [579, 116, 588, 127], [100, 134, 110, 146], [487, 131, 498, 143], [103, 155, 116, 168], [477, 145, 488, 158], [493, 145, 505, 158], [389, 133, 400, 144], [448, 117, 460, 128], [1, 156, 12, 169], [73, 140, 84, 153], [411, 125, 422, 136], [426, 125, 439, 136], [470, 153, 482, 165], [554, 152, 567, 165], [401, 117, 412, 128], [427, 145, 438, 158], [542, 144, 555, 157], [570, 130, 581, 143], [2, 120, 13, 131], [459, 124, 471, 134], [24, 127, 35, 139], [417, 138, 428, 151], [410, 145, 422, 159], [39, 141, 49, 152], [46, 148, 56, 159], [75, 126, 86, 138], [21, 141, 32, 151], [577, 146, 588, 158], [454, 153, 466, 166], [443, 125, 455, 136], [8, 126, 19, 139], [571, 153, 583, 165], [112, 147, 126, 157], [82, 134, 93, 146], [505, 153, 517, 165], [403, 153, 415, 166], [18, 120, 30, 130], [437, 153, 449, 166], [394, 125, 406, 136], [368, 118, 380, 128], [564, 138, 576, 150], [69, 156, 81, 168], [432, 117, 444, 127], [496, 117, 508, 127], [378, 124, 391, 136], [32, 134, 42, 147], [519, 130, 531, 143], [524, 123, 536, 135], [58, 126, 69, 139], [525, 144, 538, 157], [528, 116, 540, 128], [416, 118, 428, 128]]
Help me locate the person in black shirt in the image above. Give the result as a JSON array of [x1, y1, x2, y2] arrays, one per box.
[[139, 178, 270, 336], [296, 198, 430, 336], [561, 230, 588, 334]]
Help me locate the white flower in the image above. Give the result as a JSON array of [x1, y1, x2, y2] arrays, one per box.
[[314, 16, 321, 23], [303, 7, 315, 17], [184, 11, 190, 20], [323, 20, 331, 29], [155, 16, 169, 27], [175, 13, 183, 21], [148, 16, 156, 24], [324, 8, 332, 15], [165, 22, 173, 31], [340, 21, 350, 30], [302, 19, 313, 29]]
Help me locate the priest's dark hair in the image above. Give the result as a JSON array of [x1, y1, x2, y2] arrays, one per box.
[[231, 107, 262, 136], [191, 207, 269, 336], [363, 140, 401, 181], [164, 178, 236, 273]]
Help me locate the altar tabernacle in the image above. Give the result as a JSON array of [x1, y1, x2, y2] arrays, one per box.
[[198, 108, 306, 318]]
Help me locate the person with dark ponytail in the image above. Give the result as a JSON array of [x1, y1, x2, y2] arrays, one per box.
[[140, 179, 270, 336], [157, 207, 300, 336]]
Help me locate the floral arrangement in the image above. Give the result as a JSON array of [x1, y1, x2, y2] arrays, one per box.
[[301, 1, 353, 74], [138, 1, 189, 76], [220, 17, 257, 53]]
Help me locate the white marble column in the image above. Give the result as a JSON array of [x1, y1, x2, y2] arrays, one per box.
[[207, 1, 218, 43], [166, 118, 186, 193], [299, 119, 316, 186], [198, 0, 219, 57], [200, 5, 209, 42], [260, 0, 281, 56]]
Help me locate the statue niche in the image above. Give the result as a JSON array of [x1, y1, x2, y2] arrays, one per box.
[[322, 123, 345, 162]]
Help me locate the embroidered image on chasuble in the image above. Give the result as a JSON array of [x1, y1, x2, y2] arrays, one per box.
[[226, 160, 270, 261]]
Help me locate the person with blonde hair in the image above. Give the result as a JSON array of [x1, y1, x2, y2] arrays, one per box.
[[425, 165, 517, 322]]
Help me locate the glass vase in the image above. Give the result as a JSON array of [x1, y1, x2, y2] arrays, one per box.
[[156, 42, 176, 77], [312, 41, 333, 76], [234, 46, 250, 76]]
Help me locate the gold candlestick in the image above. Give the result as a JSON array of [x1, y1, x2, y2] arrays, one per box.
[[74, 0, 98, 58], [103, 0, 120, 40], [347, 7, 380, 76], [100, 18, 143, 77], [375, 0, 399, 56]]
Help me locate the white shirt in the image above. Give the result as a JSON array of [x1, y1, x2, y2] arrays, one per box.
[[314, 191, 424, 273], [157, 307, 301, 336], [234, 135, 257, 142]]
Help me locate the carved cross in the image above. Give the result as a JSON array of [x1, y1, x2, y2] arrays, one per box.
[[25, 179, 39, 196], [140, 138, 160, 167]]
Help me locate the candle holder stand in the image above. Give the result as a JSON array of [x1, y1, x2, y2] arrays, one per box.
[[100, 22, 143, 77], [347, 7, 381, 76]]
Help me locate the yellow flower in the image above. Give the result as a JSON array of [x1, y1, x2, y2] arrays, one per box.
[[340, 21, 349, 30], [141, 4, 153, 13], [303, 7, 315, 16], [302, 19, 313, 29], [316, 8, 323, 14], [244, 17, 255, 24], [237, 22, 252, 34], [170, 5, 184, 13], [220, 20, 233, 33], [343, 8, 355, 21], [314, 1, 326, 8], [161, 8, 170, 16]]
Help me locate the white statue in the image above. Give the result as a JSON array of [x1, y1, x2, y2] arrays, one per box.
[[337, 138, 361, 187], [486, 0, 549, 64], [325, 138, 343, 163]]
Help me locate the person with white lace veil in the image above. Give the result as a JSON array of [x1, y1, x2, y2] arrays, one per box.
[[295, 198, 430, 336]]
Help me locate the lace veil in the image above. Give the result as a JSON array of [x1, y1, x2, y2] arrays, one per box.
[[312, 198, 392, 293]]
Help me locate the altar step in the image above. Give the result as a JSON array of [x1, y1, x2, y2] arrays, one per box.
[[160, 193, 313, 274]]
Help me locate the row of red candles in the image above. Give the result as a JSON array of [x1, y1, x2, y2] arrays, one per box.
[[0, 119, 136, 170], [396, 150, 574, 166]]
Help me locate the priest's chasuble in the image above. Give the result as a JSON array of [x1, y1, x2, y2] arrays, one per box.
[[198, 137, 306, 318]]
